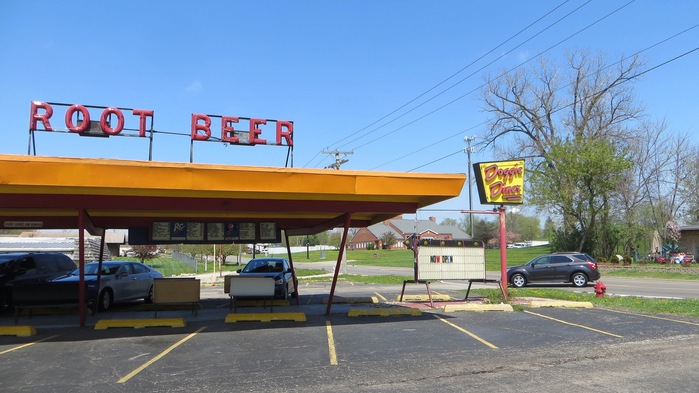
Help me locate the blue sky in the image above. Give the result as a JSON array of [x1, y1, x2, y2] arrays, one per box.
[[1, 1, 697, 223]]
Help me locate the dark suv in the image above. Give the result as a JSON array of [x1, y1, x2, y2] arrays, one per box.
[[507, 252, 600, 288], [0, 253, 78, 307]]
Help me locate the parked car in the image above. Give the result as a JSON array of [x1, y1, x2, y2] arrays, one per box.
[[52, 261, 163, 310], [0, 252, 77, 308], [507, 253, 600, 288], [236, 257, 296, 300]]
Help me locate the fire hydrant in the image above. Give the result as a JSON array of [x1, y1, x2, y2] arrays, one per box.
[[594, 281, 606, 298]]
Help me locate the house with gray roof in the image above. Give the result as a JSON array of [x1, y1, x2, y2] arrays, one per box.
[[350, 215, 470, 250]]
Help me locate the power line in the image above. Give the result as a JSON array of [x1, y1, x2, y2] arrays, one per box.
[[346, 0, 635, 155], [332, 0, 581, 152], [304, 0, 582, 167], [366, 3, 699, 170], [407, 149, 464, 172], [401, 45, 699, 172]]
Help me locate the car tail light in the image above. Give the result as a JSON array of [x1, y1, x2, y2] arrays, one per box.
[[587, 261, 597, 270]]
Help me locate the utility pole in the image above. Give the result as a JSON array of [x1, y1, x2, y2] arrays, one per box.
[[464, 135, 477, 238], [322, 149, 353, 170]]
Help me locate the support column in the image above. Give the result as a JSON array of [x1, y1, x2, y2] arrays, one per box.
[[325, 213, 352, 315], [78, 210, 86, 328], [285, 232, 300, 305]]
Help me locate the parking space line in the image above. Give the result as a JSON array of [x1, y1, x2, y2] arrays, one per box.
[[524, 311, 623, 338], [326, 321, 338, 366], [434, 315, 498, 349], [374, 292, 387, 302], [0, 335, 58, 356], [118, 327, 206, 384], [600, 308, 699, 327]]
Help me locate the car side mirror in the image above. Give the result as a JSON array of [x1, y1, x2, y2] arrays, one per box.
[[117, 271, 129, 279], [236, 269, 242, 273]]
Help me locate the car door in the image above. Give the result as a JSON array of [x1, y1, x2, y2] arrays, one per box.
[[551, 255, 574, 280], [528, 256, 554, 281], [112, 264, 136, 301], [129, 263, 152, 299]]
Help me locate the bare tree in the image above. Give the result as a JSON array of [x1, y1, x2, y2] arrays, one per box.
[[481, 52, 643, 254]]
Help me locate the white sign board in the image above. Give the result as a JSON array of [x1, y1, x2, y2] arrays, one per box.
[[416, 240, 485, 281]]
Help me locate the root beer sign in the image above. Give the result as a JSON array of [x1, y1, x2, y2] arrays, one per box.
[[28, 101, 293, 147], [473, 160, 524, 205]]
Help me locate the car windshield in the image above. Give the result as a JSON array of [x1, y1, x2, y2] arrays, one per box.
[[71, 263, 122, 276], [242, 259, 284, 273]]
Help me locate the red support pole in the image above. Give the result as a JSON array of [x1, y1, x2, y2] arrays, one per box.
[[325, 213, 352, 316], [498, 206, 508, 298], [78, 210, 86, 328], [285, 232, 300, 305]]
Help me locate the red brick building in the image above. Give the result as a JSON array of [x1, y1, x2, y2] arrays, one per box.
[[349, 215, 470, 250]]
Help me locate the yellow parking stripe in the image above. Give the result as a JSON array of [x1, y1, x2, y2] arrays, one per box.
[[435, 315, 498, 349], [601, 308, 699, 327], [0, 335, 58, 355], [118, 327, 206, 384], [326, 321, 338, 366], [524, 311, 623, 338], [373, 292, 387, 302]]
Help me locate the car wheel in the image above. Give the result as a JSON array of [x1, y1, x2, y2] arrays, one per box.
[[511, 273, 527, 288], [99, 289, 113, 311], [144, 285, 154, 304], [571, 272, 588, 287]]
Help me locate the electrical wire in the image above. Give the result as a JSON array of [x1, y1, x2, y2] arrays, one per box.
[[367, 5, 699, 171], [401, 45, 699, 172], [303, 0, 581, 168]]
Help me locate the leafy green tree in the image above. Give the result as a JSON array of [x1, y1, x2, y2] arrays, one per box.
[[440, 218, 458, 227], [472, 217, 499, 246], [379, 231, 398, 250]]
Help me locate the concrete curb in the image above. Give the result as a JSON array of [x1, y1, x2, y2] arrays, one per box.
[[527, 299, 594, 308], [444, 303, 513, 312]]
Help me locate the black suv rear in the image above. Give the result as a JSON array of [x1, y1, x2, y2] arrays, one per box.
[[0, 253, 78, 307], [507, 252, 600, 288]]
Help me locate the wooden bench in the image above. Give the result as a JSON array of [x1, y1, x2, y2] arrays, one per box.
[[152, 278, 201, 317], [228, 276, 276, 312], [9, 281, 96, 323]]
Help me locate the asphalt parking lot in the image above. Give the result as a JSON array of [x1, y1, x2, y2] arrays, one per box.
[[2, 281, 699, 392]]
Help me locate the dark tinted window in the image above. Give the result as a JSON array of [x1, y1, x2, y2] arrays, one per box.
[[10, 257, 36, 274], [56, 255, 77, 270], [34, 255, 59, 273], [552, 255, 573, 264], [131, 263, 148, 274]]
